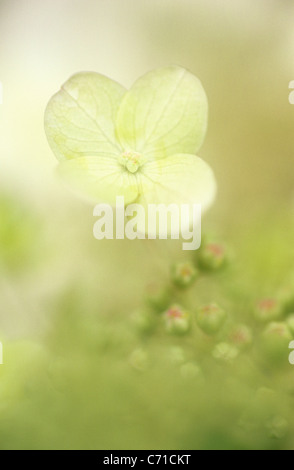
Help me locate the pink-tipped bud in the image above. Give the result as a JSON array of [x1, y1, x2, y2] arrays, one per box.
[[164, 304, 190, 335]]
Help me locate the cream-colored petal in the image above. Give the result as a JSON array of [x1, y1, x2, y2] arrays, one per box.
[[134, 153, 216, 236], [45, 72, 126, 161], [58, 156, 138, 205], [116, 66, 208, 159]]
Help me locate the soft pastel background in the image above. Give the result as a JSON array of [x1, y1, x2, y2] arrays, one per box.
[[0, 0, 294, 449]]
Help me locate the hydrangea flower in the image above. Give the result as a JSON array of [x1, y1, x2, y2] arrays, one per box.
[[44, 66, 216, 231]]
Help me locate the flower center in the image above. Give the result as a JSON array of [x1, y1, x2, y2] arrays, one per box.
[[119, 151, 143, 173]]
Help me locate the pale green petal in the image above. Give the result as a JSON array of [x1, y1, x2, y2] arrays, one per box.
[[139, 154, 216, 208], [116, 66, 208, 158], [57, 156, 138, 205], [45, 72, 126, 161], [134, 154, 216, 235]]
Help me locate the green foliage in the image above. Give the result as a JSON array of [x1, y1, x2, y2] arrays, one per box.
[[1, 212, 294, 449]]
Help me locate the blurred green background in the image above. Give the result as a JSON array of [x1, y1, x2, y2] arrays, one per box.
[[0, 0, 294, 449]]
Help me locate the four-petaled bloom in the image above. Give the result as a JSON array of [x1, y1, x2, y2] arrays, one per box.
[[44, 66, 216, 233]]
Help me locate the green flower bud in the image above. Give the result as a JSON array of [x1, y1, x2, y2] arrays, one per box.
[[164, 304, 190, 335], [229, 324, 252, 349], [261, 322, 292, 363], [196, 303, 226, 335], [171, 261, 198, 288], [145, 282, 171, 312], [212, 342, 239, 362], [254, 298, 283, 323], [198, 242, 226, 271], [132, 309, 156, 335]]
